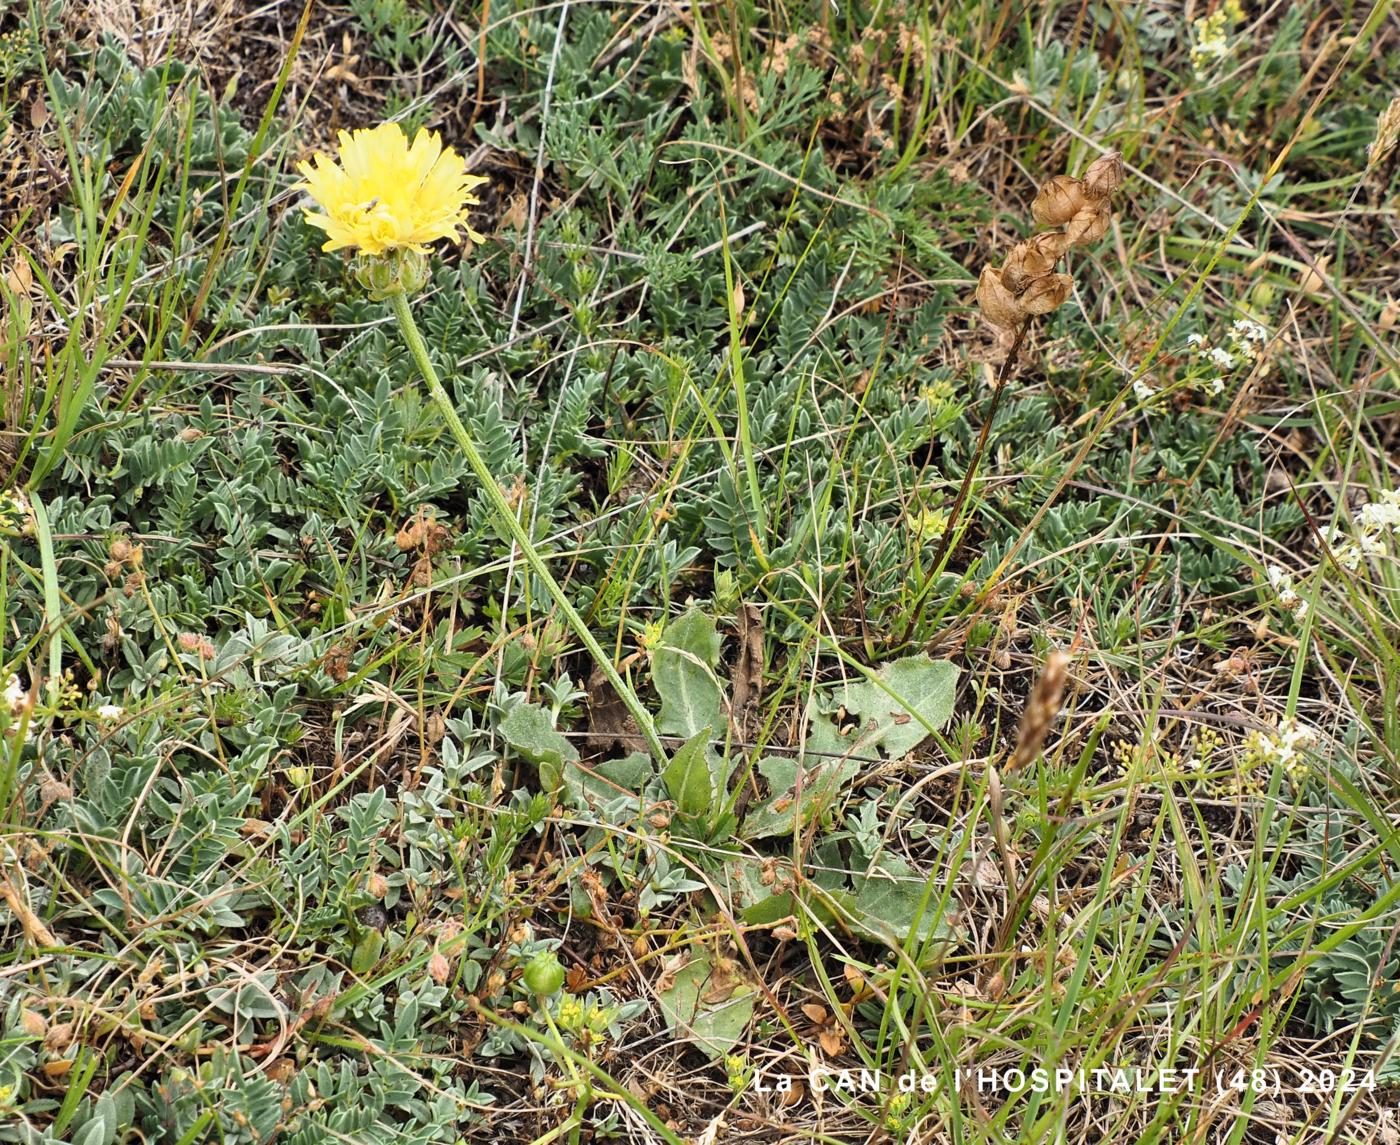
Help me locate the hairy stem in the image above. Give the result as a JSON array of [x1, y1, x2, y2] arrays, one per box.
[[388, 289, 668, 764]]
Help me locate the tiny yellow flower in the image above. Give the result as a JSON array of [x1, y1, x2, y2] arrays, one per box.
[[906, 505, 949, 540], [296, 122, 488, 256]]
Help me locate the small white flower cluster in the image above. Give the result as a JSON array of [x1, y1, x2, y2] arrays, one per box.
[[1139, 319, 1270, 408], [1320, 489, 1400, 571], [1186, 319, 1268, 395], [1358, 491, 1400, 533], [1246, 718, 1317, 786], [3, 674, 33, 742], [1266, 564, 1309, 623], [96, 703, 125, 722], [1233, 318, 1269, 344]]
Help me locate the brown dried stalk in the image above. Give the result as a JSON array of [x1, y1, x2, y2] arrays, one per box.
[[1, 872, 57, 948], [896, 322, 1026, 647], [896, 148, 1125, 649]]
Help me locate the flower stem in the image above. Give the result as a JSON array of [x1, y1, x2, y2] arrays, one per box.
[[895, 320, 1029, 649], [387, 289, 668, 764]]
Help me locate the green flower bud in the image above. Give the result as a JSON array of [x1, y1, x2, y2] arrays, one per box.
[[523, 950, 565, 996], [353, 248, 430, 300]]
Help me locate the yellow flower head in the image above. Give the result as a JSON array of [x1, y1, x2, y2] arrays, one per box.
[[295, 122, 488, 256]]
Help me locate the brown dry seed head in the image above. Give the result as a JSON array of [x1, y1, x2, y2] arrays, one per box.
[[976, 266, 1023, 329], [1000, 261, 1031, 296], [1028, 230, 1071, 263], [1031, 175, 1086, 227], [1003, 236, 1062, 292], [43, 1022, 74, 1053], [1018, 273, 1074, 315], [1370, 95, 1400, 166], [1066, 202, 1111, 247], [1081, 151, 1125, 199], [20, 1008, 47, 1039], [265, 1057, 296, 1085], [420, 520, 451, 557], [1007, 650, 1070, 772]]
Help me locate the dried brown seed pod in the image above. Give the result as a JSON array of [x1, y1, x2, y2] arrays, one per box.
[[976, 266, 1023, 329], [1018, 273, 1074, 315], [395, 515, 423, 551], [409, 555, 434, 588], [43, 1022, 74, 1053], [1031, 175, 1086, 227], [1029, 230, 1071, 262], [1066, 202, 1111, 247], [1003, 232, 1068, 292], [1001, 260, 1032, 296], [1082, 151, 1125, 199], [20, 1008, 47, 1039]]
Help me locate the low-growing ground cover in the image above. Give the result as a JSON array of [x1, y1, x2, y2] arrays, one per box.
[[1, 1, 1398, 1142]]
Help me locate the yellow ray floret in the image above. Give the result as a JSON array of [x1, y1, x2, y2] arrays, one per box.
[[295, 122, 488, 256]]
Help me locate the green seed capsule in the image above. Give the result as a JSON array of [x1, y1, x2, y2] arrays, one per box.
[[522, 951, 565, 996]]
